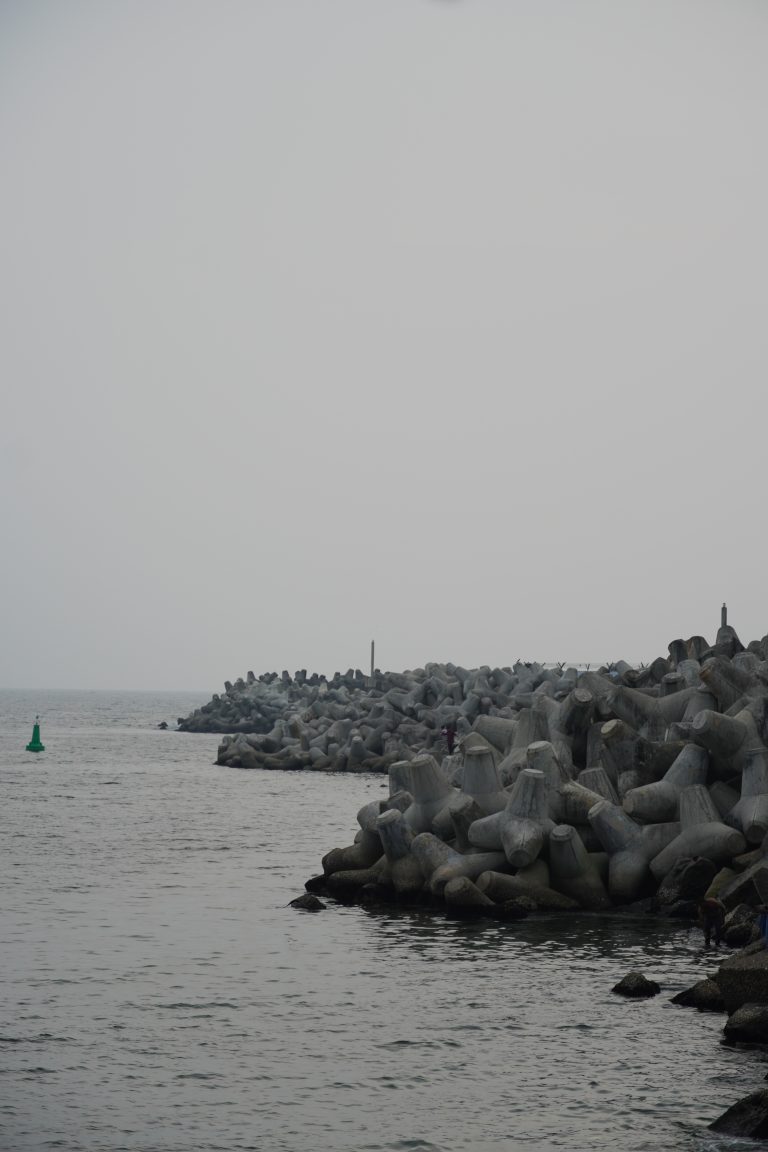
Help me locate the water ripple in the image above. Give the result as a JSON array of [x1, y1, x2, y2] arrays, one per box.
[[0, 690, 763, 1152]]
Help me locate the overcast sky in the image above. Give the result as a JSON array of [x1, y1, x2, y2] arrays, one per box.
[[1, 0, 767, 691]]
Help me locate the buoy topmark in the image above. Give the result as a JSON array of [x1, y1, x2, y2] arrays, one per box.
[[26, 716, 45, 753]]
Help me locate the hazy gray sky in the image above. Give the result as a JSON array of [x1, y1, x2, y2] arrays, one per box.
[[2, 0, 767, 690]]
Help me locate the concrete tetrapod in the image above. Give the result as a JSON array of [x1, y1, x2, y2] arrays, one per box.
[[678, 784, 721, 828], [322, 826, 384, 875], [730, 747, 768, 844], [640, 822, 681, 859], [577, 767, 620, 805], [466, 808, 505, 852], [472, 715, 517, 755], [526, 741, 571, 818], [622, 744, 708, 824], [500, 768, 554, 868], [558, 781, 607, 825], [599, 719, 654, 794], [690, 710, 750, 775], [710, 781, 741, 820], [325, 857, 389, 896], [443, 876, 498, 916], [459, 731, 502, 768], [649, 818, 747, 882], [402, 754, 457, 833], [532, 695, 576, 775], [496, 710, 551, 785], [466, 764, 553, 853], [699, 656, 752, 711], [409, 832, 507, 897], [389, 760, 414, 797], [558, 687, 595, 739], [588, 800, 650, 901], [607, 686, 666, 742], [375, 809, 424, 897], [548, 824, 611, 909], [476, 869, 579, 910], [448, 794, 485, 852], [461, 745, 508, 815], [356, 791, 411, 836]]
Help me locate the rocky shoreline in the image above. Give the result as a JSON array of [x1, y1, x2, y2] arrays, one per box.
[[182, 614, 768, 923], [180, 613, 768, 1138]]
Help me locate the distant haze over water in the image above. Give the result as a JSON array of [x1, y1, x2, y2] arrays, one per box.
[[2, 2, 768, 689]]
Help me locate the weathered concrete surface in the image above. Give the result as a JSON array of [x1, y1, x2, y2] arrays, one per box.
[[197, 618, 768, 919], [717, 945, 768, 1013]]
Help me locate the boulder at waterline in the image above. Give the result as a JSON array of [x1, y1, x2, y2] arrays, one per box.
[[290, 893, 326, 911], [670, 978, 725, 1012], [717, 944, 768, 1013], [723, 1002, 768, 1044], [611, 972, 661, 998], [709, 1089, 768, 1138]]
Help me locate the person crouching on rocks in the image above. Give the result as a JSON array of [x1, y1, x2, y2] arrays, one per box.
[[698, 897, 726, 948]]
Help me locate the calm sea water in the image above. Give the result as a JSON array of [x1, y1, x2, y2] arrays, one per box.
[[1, 690, 765, 1152]]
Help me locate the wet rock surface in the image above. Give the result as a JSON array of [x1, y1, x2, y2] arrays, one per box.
[[289, 892, 326, 911], [717, 945, 768, 1013], [611, 971, 661, 998], [709, 1088, 768, 1138], [723, 1002, 768, 1044], [670, 977, 725, 1012]]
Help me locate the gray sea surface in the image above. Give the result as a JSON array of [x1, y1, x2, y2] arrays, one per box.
[[1, 689, 765, 1152]]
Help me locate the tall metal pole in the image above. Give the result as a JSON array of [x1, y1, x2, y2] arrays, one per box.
[[721, 602, 727, 628], [370, 640, 375, 682]]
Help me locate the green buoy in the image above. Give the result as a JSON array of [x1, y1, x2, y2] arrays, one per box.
[[26, 716, 45, 753]]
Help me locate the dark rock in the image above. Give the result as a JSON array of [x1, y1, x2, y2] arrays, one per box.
[[725, 922, 755, 948], [495, 897, 535, 920], [359, 883, 391, 906], [724, 1002, 768, 1044], [304, 874, 327, 894], [723, 903, 758, 947], [659, 899, 699, 920], [611, 971, 661, 998], [670, 978, 725, 1012], [158, 721, 168, 730], [289, 893, 326, 911], [656, 857, 717, 905], [710, 1088, 768, 1137], [718, 945, 768, 1013]]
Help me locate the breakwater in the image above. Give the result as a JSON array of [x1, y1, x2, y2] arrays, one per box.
[[189, 615, 768, 918]]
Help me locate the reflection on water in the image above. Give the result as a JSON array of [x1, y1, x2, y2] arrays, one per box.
[[0, 690, 766, 1152]]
